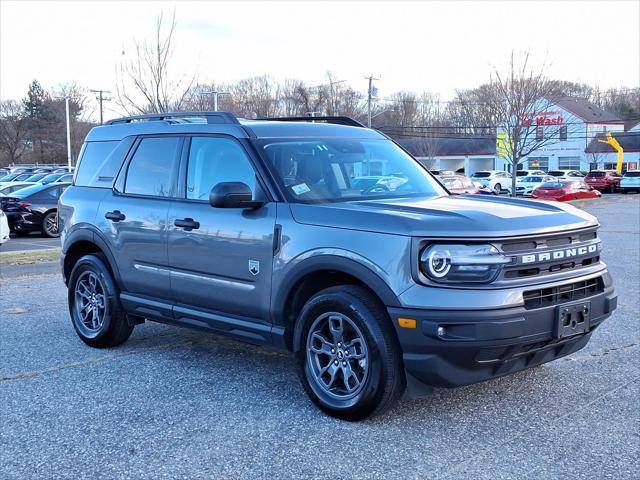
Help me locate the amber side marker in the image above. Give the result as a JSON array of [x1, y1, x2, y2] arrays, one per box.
[[397, 317, 417, 329]]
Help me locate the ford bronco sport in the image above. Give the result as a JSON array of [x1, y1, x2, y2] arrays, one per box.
[[59, 112, 617, 420]]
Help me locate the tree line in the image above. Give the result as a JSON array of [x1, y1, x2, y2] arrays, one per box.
[[1, 12, 638, 166]]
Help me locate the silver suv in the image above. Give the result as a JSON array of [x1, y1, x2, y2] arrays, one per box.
[[59, 112, 617, 420]]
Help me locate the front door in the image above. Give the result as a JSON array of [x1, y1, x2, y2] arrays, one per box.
[[167, 136, 276, 326]]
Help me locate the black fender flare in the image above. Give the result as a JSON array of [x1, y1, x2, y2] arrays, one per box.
[[272, 254, 400, 349], [62, 225, 123, 288]]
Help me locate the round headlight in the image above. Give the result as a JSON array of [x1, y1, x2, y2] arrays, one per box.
[[426, 247, 451, 278]]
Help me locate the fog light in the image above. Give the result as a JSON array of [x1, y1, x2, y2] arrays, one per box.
[[437, 326, 446, 337]]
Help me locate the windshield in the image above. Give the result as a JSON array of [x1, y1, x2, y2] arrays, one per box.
[[257, 139, 446, 203], [0, 173, 19, 182], [516, 171, 528, 176], [547, 171, 564, 177], [587, 171, 606, 177], [471, 172, 491, 178], [540, 181, 565, 188], [624, 171, 640, 178]]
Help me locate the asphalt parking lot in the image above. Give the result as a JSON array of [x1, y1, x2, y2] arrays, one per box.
[[1, 194, 638, 479], [0, 234, 60, 253]]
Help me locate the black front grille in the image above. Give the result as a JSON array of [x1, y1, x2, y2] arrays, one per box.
[[498, 227, 601, 281], [523, 277, 604, 310]]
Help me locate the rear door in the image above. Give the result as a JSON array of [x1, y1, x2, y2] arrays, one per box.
[[167, 135, 277, 325], [96, 135, 183, 304]]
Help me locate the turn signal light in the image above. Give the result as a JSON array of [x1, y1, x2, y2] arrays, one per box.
[[397, 317, 417, 329]]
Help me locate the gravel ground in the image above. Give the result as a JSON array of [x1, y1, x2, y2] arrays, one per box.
[[1, 194, 638, 479]]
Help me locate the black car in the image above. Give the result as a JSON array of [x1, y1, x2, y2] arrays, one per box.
[[2, 183, 70, 237]]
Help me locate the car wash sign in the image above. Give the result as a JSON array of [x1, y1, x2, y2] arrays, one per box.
[[521, 111, 565, 126]]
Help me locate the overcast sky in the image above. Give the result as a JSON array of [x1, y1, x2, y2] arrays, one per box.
[[1, 0, 639, 117]]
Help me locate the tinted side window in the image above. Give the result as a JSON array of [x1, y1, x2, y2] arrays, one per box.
[[125, 137, 181, 197], [186, 137, 259, 201], [75, 141, 120, 187]]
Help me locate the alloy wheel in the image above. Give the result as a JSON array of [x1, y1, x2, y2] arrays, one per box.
[[44, 212, 58, 236], [306, 312, 369, 399], [74, 271, 107, 332]]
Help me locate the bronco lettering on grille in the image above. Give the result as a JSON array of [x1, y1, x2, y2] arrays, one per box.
[[520, 244, 599, 264]]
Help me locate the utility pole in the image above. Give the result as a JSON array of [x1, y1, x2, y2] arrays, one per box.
[[201, 91, 230, 111], [90, 89, 111, 124], [64, 97, 72, 172], [365, 75, 380, 128]]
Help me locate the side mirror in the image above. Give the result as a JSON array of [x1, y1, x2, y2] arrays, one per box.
[[209, 182, 264, 209]]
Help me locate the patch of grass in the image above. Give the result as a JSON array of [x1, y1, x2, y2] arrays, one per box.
[[0, 249, 60, 266]]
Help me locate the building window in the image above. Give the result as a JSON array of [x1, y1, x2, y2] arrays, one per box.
[[558, 157, 581, 170], [559, 126, 567, 141], [536, 126, 543, 142], [528, 157, 549, 170]]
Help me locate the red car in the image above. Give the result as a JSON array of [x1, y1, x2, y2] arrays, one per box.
[[532, 180, 601, 202], [440, 175, 480, 195], [585, 170, 622, 193]]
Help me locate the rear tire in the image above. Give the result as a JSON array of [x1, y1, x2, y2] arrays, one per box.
[[41, 210, 60, 238], [296, 285, 406, 421], [609, 183, 616, 194], [68, 254, 133, 348]]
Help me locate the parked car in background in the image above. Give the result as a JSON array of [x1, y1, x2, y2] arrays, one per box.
[[439, 175, 480, 194], [507, 175, 556, 196], [620, 170, 640, 193], [429, 169, 455, 178], [0, 172, 34, 184], [39, 172, 72, 184], [516, 169, 547, 177], [0, 182, 35, 196], [55, 173, 74, 183], [1, 182, 70, 237], [23, 173, 49, 183], [547, 170, 584, 179], [532, 180, 601, 202], [585, 170, 622, 193], [470, 170, 512, 193], [0, 209, 10, 245], [53, 168, 73, 174], [472, 181, 498, 195]]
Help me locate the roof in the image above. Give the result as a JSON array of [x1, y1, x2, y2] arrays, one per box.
[[547, 96, 622, 123], [397, 136, 496, 157], [90, 113, 384, 142], [585, 131, 640, 153]]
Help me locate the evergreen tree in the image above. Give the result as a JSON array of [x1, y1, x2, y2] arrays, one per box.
[[23, 80, 47, 119]]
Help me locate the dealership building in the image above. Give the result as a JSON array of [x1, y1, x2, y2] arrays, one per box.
[[398, 96, 637, 174]]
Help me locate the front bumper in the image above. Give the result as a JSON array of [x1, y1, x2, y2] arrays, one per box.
[[389, 280, 616, 389]]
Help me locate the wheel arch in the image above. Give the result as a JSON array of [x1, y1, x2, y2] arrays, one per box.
[[272, 255, 400, 351], [62, 227, 122, 288]]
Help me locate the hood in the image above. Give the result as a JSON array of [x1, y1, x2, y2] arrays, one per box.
[[289, 194, 597, 238]]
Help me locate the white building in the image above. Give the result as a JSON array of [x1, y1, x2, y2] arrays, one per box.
[[398, 96, 635, 174], [517, 96, 625, 172]]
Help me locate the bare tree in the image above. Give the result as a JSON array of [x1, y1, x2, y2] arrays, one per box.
[[485, 52, 570, 196], [116, 12, 195, 114], [0, 100, 31, 164]]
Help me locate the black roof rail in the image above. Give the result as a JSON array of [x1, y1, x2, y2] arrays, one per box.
[[255, 115, 366, 128], [105, 111, 240, 126]]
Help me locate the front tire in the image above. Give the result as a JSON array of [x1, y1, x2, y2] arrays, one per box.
[[494, 183, 502, 194], [68, 254, 133, 348], [296, 286, 405, 421]]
